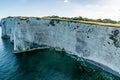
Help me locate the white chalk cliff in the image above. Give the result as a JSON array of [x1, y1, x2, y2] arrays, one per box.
[[1, 17, 120, 74]]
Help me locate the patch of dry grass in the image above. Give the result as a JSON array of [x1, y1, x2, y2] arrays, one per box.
[[43, 18, 120, 27]]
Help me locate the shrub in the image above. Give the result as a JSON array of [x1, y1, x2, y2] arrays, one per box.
[[49, 20, 55, 26]]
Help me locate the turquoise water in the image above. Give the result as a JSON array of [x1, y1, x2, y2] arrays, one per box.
[[0, 28, 119, 80]]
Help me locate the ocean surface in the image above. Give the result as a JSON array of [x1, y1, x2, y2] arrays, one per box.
[[0, 28, 119, 80]]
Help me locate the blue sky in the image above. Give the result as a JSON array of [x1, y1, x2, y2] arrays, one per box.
[[0, 0, 120, 20]]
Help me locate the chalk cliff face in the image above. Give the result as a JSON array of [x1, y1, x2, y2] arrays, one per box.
[[1, 17, 120, 74]]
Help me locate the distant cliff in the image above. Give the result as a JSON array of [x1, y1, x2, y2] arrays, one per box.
[[1, 17, 120, 75]]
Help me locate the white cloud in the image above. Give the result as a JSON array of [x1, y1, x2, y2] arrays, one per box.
[[64, 0, 69, 3]]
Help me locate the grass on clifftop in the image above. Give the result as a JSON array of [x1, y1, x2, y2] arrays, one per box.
[[42, 17, 120, 27], [7, 16, 120, 27]]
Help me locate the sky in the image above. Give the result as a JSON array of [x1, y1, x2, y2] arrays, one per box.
[[0, 0, 120, 20]]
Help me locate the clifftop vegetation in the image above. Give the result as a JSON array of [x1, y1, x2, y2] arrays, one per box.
[[43, 15, 120, 24], [43, 16, 120, 27], [6, 16, 120, 27]]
